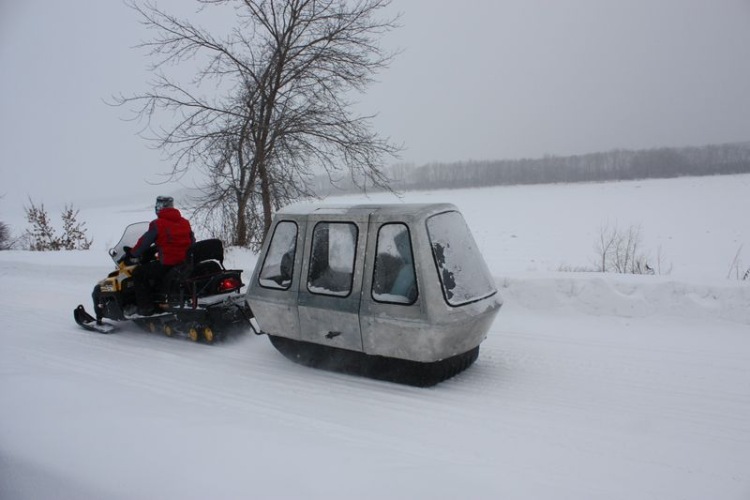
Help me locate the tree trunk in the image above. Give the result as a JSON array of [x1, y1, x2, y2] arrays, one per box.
[[235, 199, 248, 247], [258, 157, 273, 239]]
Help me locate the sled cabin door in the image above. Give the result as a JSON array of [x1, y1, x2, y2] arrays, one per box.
[[297, 209, 368, 352]]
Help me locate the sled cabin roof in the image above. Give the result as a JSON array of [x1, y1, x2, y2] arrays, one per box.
[[275, 203, 459, 219]]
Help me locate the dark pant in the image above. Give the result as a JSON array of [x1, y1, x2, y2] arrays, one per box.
[[132, 261, 173, 311]]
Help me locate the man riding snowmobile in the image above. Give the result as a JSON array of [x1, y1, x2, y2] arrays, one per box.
[[126, 196, 195, 316], [74, 197, 250, 341]]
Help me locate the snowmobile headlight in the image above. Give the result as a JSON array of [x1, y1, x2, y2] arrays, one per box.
[[218, 277, 242, 293]]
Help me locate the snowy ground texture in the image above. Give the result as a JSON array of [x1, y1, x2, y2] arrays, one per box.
[[2, 174, 750, 499]]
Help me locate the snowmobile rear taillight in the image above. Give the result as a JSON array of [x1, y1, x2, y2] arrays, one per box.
[[218, 277, 242, 292]]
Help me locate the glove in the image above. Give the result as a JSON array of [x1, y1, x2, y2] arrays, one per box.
[[118, 246, 133, 264]]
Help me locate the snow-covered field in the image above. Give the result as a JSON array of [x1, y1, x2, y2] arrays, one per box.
[[1, 175, 750, 499]]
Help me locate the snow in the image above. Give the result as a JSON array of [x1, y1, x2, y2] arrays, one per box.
[[2, 175, 750, 499]]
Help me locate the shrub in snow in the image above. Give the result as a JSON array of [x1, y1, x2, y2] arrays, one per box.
[[0, 220, 12, 250], [24, 199, 92, 251], [593, 223, 668, 275]]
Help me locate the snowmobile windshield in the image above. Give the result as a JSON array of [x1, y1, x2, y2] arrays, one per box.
[[108, 222, 150, 264]]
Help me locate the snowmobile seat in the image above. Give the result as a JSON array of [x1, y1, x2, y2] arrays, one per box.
[[189, 239, 225, 269], [160, 239, 225, 298], [184, 239, 225, 278], [184, 239, 239, 298], [193, 260, 222, 277]]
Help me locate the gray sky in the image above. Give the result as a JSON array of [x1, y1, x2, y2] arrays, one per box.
[[2, 0, 750, 216]]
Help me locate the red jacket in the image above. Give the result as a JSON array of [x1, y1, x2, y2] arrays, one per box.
[[132, 207, 194, 265]]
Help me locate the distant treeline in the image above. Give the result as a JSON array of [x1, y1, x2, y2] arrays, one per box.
[[314, 141, 750, 195]]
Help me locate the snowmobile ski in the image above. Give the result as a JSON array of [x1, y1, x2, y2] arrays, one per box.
[[74, 305, 117, 334]]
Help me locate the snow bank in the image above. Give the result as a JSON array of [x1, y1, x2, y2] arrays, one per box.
[[499, 272, 750, 324]]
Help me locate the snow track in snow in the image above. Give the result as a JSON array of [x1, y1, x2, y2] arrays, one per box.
[[3, 173, 750, 499], [3, 255, 750, 499]]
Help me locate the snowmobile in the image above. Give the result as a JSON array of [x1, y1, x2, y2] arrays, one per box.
[[245, 203, 502, 386], [74, 222, 251, 343]]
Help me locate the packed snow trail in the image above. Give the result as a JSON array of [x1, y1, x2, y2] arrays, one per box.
[[1, 253, 750, 499]]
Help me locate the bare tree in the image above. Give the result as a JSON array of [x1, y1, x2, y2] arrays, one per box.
[[115, 0, 401, 248], [60, 205, 93, 250], [25, 200, 60, 251], [593, 223, 657, 275], [0, 221, 12, 250], [24, 199, 93, 251], [0, 194, 13, 250]]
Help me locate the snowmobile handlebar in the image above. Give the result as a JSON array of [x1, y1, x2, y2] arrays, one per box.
[[117, 246, 137, 266]]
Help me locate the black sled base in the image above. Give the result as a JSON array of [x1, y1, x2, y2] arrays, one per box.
[[74, 305, 117, 334], [268, 335, 480, 387]]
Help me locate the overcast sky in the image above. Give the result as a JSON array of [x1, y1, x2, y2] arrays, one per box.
[[2, 0, 749, 217]]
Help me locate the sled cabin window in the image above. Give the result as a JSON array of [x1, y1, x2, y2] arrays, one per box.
[[426, 211, 496, 306], [372, 223, 417, 305], [259, 221, 298, 290], [307, 222, 357, 297]]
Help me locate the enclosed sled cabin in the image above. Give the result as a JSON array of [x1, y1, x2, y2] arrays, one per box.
[[246, 203, 501, 382]]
